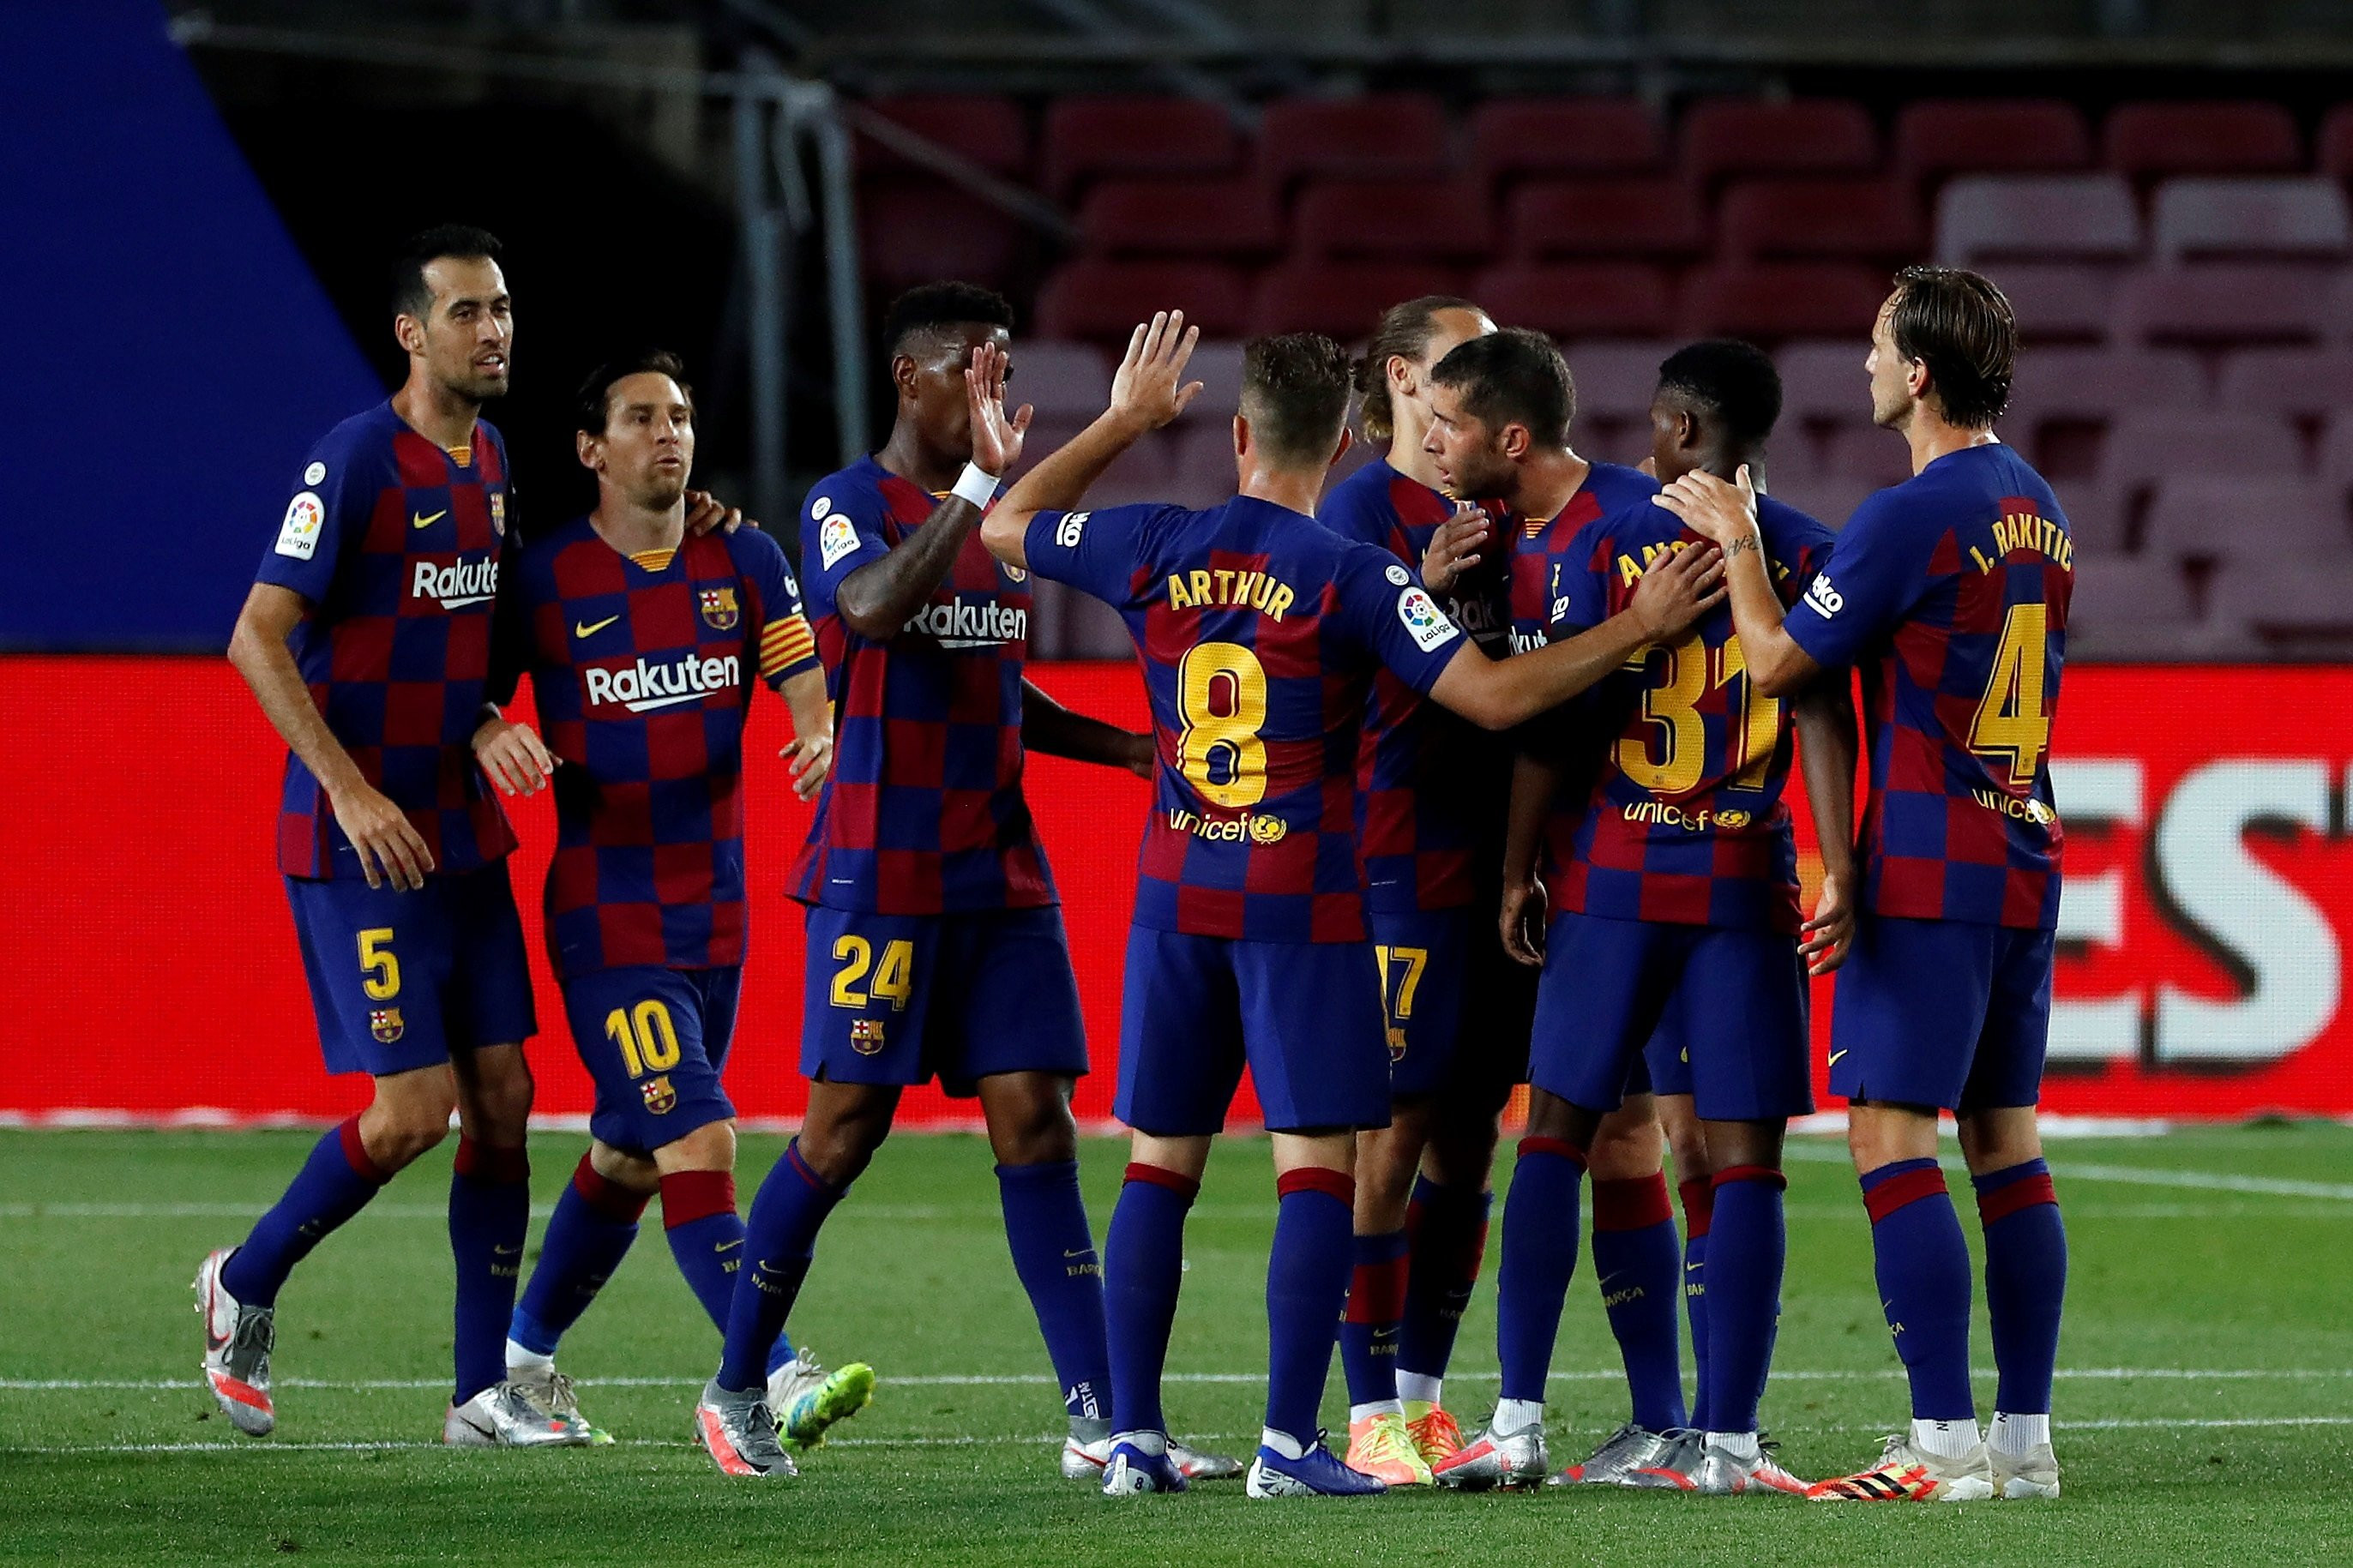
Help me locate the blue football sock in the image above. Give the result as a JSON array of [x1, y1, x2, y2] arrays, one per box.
[[1590, 1173, 1687, 1432], [1266, 1168, 1354, 1445], [1398, 1176, 1489, 1387], [1341, 1229, 1409, 1408], [1495, 1137, 1586, 1406], [716, 1141, 842, 1393], [996, 1160, 1112, 1424], [221, 1117, 388, 1308], [1702, 1166, 1788, 1434], [449, 1139, 532, 1405], [1861, 1157, 1976, 1422], [1974, 1158, 2067, 1415], [1677, 1176, 1713, 1432], [509, 1152, 647, 1357], [1104, 1163, 1195, 1437]]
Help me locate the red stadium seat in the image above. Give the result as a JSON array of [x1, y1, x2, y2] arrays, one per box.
[[858, 179, 1030, 298], [857, 94, 1030, 177], [1773, 340, 1870, 425], [2103, 101, 2302, 180], [1718, 177, 1926, 261], [1935, 175, 2141, 266], [2144, 477, 2350, 566], [1470, 264, 1674, 340], [1246, 261, 1461, 339], [1078, 177, 1283, 259], [1033, 260, 1250, 342], [1292, 178, 1495, 260], [2150, 177, 2353, 265], [1893, 99, 2092, 183], [1980, 263, 2116, 344], [2218, 349, 2353, 423], [2320, 105, 2353, 183], [2004, 347, 2208, 477], [1470, 98, 1668, 185], [1562, 339, 1682, 423], [1006, 341, 1109, 421], [2113, 266, 2337, 347], [1169, 424, 1243, 506], [1680, 99, 1878, 185], [1765, 473, 1877, 531], [1505, 177, 1709, 261], [2100, 412, 2305, 520], [1179, 339, 1250, 420], [2067, 553, 2206, 662], [1823, 424, 1914, 486], [1257, 94, 1450, 189], [1041, 96, 1243, 199], [1676, 262, 1890, 342], [2212, 562, 2353, 651], [2056, 485, 2130, 555]]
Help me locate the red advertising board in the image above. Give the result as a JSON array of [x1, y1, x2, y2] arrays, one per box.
[[1, 658, 2347, 1125]]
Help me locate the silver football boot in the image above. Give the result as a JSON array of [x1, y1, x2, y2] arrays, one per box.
[[1549, 1421, 1672, 1486], [1990, 1440, 2061, 1499], [1691, 1435, 1810, 1495], [1430, 1419, 1550, 1489], [505, 1363, 614, 1445], [694, 1379, 799, 1477], [442, 1379, 594, 1447], [194, 1247, 276, 1436]]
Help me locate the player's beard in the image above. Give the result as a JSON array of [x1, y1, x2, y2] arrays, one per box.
[[637, 475, 688, 512]]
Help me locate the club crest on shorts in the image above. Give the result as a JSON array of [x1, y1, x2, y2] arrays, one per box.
[[1387, 1024, 1408, 1063], [369, 1008, 404, 1044], [699, 586, 740, 631], [641, 1074, 677, 1114], [850, 1018, 886, 1055]]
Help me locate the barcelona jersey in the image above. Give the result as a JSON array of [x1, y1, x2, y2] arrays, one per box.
[[1025, 496, 1468, 943], [1783, 443, 2070, 929], [794, 457, 1054, 916], [1320, 459, 1514, 914], [494, 517, 820, 977], [254, 400, 516, 880], [1547, 493, 1836, 932], [1506, 460, 1658, 655]]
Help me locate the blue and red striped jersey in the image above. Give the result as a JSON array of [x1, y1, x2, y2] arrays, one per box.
[[1506, 460, 1660, 653], [793, 457, 1055, 916], [254, 400, 516, 880], [1544, 493, 1836, 932], [1784, 443, 2071, 929], [1319, 458, 1514, 912], [494, 516, 820, 977], [1025, 496, 1468, 943]]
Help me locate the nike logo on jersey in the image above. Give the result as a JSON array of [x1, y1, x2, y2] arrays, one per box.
[[412, 509, 447, 529], [1828, 1049, 1849, 1066], [575, 615, 621, 639]]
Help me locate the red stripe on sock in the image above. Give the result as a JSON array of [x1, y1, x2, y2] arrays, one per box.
[[572, 1152, 651, 1224], [1677, 1177, 1714, 1239], [1277, 1167, 1355, 1205], [338, 1116, 389, 1185], [1122, 1162, 1201, 1201], [1592, 1172, 1673, 1231], [1977, 1171, 2058, 1226], [1712, 1164, 1789, 1192], [1863, 1164, 1948, 1223], [659, 1168, 736, 1229], [1517, 1136, 1587, 1167], [453, 1138, 528, 1185], [1344, 1255, 1411, 1322]]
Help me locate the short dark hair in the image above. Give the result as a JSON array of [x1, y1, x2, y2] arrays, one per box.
[[1428, 328, 1575, 446], [882, 281, 1016, 357], [1887, 265, 2015, 429], [575, 350, 693, 436], [1657, 339, 1784, 448], [1241, 333, 1356, 468], [1356, 295, 1484, 443], [393, 225, 502, 321]]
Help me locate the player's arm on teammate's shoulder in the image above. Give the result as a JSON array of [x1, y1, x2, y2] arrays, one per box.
[[779, 666, 835, 801], [1498, 753, 1559, 968], [469, 548, 557, 801], [1020, 680, 1153, 778], [1651, 466, 1821, 699], [227, 582, 435, 892], [985, 310, 1202, 568], [1428, 542, 1724, 730], [683, 489, 747, 536], [1792, 671, 1862, 976]]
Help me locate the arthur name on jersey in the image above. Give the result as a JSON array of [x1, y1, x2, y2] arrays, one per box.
[[583, 651, 742, 713], [1164, 567, 1297, 622]]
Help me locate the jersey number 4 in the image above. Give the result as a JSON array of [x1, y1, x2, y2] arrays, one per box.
[[1177, 641, 1270, 808], [1969, 604, 2052, 785]]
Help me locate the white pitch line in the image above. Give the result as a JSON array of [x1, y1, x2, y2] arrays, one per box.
[[8, 1367, 2346, 1393], [1776, 1142, 2353, 1201]]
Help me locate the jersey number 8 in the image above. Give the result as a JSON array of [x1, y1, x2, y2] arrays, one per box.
[[1176, 641, 1270, 808]]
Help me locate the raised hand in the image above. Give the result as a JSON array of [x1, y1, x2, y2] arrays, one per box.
[[1627, 541, 1727, 642], [1108, 310, 1204, 431], [965, 341, 1033, 478], [1420, 502, 1493, 595], [1651, 464, 1760, 549]]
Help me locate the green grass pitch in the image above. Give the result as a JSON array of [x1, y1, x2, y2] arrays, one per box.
[[3, 1125, 2350, 1565]]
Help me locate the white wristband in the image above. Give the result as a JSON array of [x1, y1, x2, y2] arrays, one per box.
[[952, 462, 999, 508]]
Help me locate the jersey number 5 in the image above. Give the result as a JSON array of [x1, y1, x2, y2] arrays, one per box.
[[1177, 641, 1270, 808], [1969, 603, 2052, 784]]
